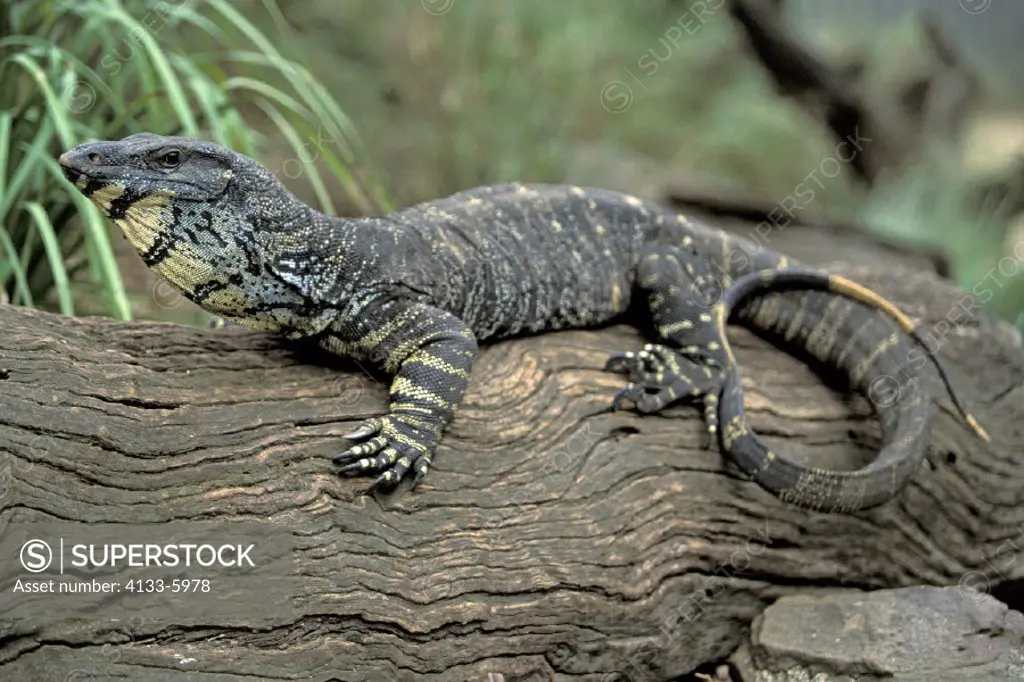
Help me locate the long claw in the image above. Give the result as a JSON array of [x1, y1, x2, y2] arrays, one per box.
[[334, 436, 387, 465], [611, 383, 645, 411], [336, 458, 374, 474], [367, 470, 399, 495], [342, 424, 377, 440], [604, 352, 635, 373], [411, 456, 431, 490]]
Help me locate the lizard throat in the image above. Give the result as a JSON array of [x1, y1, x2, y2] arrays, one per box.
[[92, 186, 217, 296]]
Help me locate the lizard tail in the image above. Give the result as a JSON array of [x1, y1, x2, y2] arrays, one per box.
[[722, 268, 989, 442], [707, 267, 988, 512], [825, 274, 990, 442]]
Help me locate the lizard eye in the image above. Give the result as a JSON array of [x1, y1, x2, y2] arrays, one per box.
[[157, 149, 182, 169]]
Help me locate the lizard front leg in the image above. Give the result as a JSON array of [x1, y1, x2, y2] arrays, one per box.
[[323, 298, 478, 493]]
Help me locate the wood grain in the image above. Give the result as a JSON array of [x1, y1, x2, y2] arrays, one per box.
[[0, 259, 1021, 681]]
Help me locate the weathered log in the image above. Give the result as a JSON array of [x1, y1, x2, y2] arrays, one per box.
[[0, 242, 1022, 680]]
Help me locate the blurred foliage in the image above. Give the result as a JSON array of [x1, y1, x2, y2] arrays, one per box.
[[0, 0, 386, 319], [861, 153, 1024, 323], [281, 0, 1022, 324], [2, 0, 1022, 327], [284, 0, 852, 210]]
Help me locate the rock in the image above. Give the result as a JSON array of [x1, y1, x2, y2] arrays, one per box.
[[741, 586, 1024, 681]]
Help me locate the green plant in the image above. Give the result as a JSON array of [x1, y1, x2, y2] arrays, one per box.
[[0, 0, 389, 319]]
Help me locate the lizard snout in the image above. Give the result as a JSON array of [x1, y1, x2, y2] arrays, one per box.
[[58, 148, 96, 182], [59, 143, 118, 182]]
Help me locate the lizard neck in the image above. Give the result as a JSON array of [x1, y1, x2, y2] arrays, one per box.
[[145, 154, 369, 333], [232, 153, 375, 261], [223, 155, 388, 332]]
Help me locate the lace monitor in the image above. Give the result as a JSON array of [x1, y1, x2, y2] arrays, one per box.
[[59, 134, 989, 513]]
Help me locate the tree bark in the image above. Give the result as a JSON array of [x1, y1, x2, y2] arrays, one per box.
[[0, 237, 1021, 681]]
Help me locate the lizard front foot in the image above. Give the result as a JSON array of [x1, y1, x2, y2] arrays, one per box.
[[334, 413, 443, 493]]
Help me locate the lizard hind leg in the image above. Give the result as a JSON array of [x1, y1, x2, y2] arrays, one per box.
[[604, 245, 729, 446]]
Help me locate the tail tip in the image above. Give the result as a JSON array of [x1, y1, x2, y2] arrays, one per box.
[[966, 414, 990, 442]]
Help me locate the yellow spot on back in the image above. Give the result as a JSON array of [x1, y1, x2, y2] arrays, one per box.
[[660, 319, 693, 334], [595, 224, 606, 235], [610, 283, 623, 310], [551, 220, 562, 232], [570, 186, 586, 197], [625, 195, 643, 208]]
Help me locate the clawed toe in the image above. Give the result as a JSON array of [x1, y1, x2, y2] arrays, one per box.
[[333, 413, 442, 493], [607, 340, 727, 423], [365, 450, 421, 494], [605, 344, 672, 382], [333, 435, 387, 465], [604, 351, 638, 374], [341, 420, 381, 441], [611, 382, 646, 411]]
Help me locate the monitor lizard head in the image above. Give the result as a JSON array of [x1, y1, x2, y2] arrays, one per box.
[[59, 133, 318, 330]]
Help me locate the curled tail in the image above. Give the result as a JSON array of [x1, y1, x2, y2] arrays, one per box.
[[714, 267, 988, 512]]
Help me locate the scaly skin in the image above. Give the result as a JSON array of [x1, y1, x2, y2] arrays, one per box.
[[58, 134, 988, 512]]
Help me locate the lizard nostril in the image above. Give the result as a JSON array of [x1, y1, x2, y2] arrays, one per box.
[[87, 153, 103, 165]]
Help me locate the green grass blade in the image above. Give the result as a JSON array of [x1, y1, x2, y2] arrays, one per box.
[[170, 54, 229, 143], [203, 1, 388, 209], [0, 225, 33, 308], [221, 76, 313, 120], [0, 111, 11, 217], [39, 155, 132, 320], [21, 201, 74, 316], [0, 117, 53, 226], [255, 99, 335, 214], [217, 51, 391, 212], [168, 9, 227, 44], [3, 53, 76, 148], [286, 116, 375, 214], [0, 35, 117, 102], [89, 4, 198, 136]]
